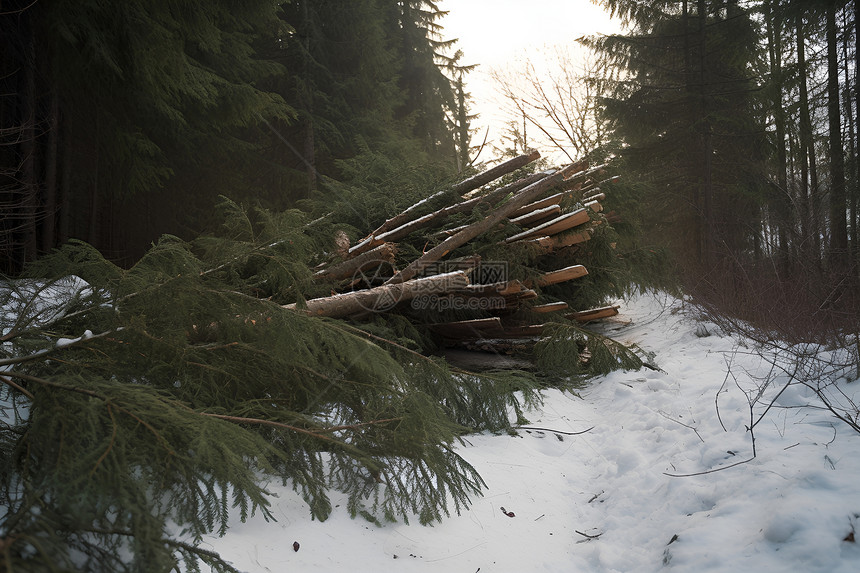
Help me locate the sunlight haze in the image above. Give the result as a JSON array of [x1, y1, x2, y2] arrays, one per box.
[[439, 0, 621, 159]]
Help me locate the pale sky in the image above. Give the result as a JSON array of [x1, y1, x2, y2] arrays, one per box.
[[438, 0, 621, 159]]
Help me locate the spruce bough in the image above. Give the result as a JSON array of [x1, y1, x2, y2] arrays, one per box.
[[0, 195, 643, 571]]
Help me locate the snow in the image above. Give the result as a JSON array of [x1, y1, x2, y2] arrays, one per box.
[[203, 292, 860, 572], [56, 329, 94, 349], [0, 276, 90, 337]]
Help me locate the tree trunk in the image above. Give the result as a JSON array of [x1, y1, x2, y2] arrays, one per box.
[[797, 16, 820, 265], [20, 17, 38, 264], [41, 91, 59, 252], [304, 117, 316, 197], [843, 5, 858, 272], [88, 114, 101, 247], [285, 270, 470, 318], [826, 4, 848, 267], [58, 120, 72, 244], [766, 0, 790, 268], [697, 0, 715, 267]]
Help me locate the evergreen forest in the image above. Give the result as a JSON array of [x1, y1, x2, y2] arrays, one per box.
[[1, 0, 859, 571]]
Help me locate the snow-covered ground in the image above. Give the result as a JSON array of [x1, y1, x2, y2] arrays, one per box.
[[203, 292, 860, 572]]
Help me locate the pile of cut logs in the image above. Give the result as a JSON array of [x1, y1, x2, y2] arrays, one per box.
[[286, 150, 620, 355]]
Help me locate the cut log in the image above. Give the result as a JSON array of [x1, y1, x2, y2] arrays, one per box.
[[456, 338, 538, 354], [354, 151, 542, 253], [509, 204, 561, 227], [503, 288, 538, 304], [566, 305, 620, 322], [510, 192, 564, 218], [451, 150, 541, 195], [285, 270, 470, 318], [374, 171, 548, 246], [385, 170, 566, 284], [524, 229, 593, 253], [429, 317, 505, 340], [582, 191, 605, 203], [348, 235, 384, 257], [527, 265, 588, 288], [502, 324, 545, 337], [458, 279, 530, 297], [584, 200, 603, 213], [505, 208, 590, 243], [531, 301, 569, 313], [314, 243, 395, 282]]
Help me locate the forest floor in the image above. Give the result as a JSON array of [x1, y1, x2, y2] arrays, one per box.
[[205, 292, 860, 572]]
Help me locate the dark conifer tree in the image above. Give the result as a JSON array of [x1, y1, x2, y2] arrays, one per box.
[[390, 1, 459, 162], [584, 0, 768, 284]]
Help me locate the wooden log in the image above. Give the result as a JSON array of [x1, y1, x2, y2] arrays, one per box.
[[531, 301, 569, 313], [524, 229, 593, 253], [349, 151, 540, 255], [348, 235, 384, 257], [566, 304, 620, 322], [384, 169, 566, 285], [504, 208, 590, 243], [503, 288, 538, 303], [451, 149, 541, 195], [314, 243, 395, 282], [285, 270, 470, 318], [527, 265, 588, 288], [432, 319, 546, 341], [502, 324, 545, 338], [509, 204, 561, 227], [599, 175, 621, 186], [375, 171, 548, 246], [456, 338, 537, 354], [458, 279, 530, 297], [433, 223, 470, 239], [510, 191, 564, 218], [585, 200, 603, 213], [429, 317, 505, 340], [557, 164, 607, 192]]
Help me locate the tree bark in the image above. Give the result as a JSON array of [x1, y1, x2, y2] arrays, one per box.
[[826, 4, 848, 266], [384, 169, 567, 284], [20, 16, 38, 264], [313, 243, 396, 282], [285, 270, 470, 318], [524, 229, 593, 253], [531, 301, 569, 313], [527, 264, 588, 288], [843, 5, 858, 270], [41, 91, 59, 252], [450, 150, 541, 196], [364, 151, 540, 248], [365, 171, 549, 250], [566, 305, 620, 322], [505, 208, 589, 243], [766, 0, 790, 268], [509, 204, 561, 227], [697, 0, 715, 266], [797, 16, 820, 264]]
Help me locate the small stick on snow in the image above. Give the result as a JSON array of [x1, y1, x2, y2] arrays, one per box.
[[515, 425, 594, 435], [575, 530, 603, 539]]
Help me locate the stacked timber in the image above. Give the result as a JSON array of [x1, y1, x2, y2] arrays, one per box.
[[286, 150, 620, 356]]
